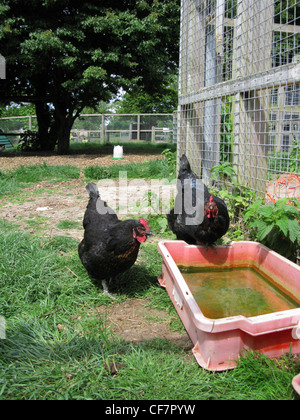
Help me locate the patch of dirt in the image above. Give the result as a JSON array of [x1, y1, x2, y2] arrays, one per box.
[[0, 150, 162, 170], [0, 179, 87, 240], [96, 298, 192, 350], [0, 177, 176, 240]]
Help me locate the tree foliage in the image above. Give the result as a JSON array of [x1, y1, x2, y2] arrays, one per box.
[[0, 0, 180, 153], [115, 74, 178, 114]]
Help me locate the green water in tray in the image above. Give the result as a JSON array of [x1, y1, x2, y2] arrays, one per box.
[[179, 265, 299, 319]]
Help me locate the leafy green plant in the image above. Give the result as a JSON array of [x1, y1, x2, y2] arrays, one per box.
[[226, 223, 247, 242], [288, 138, 300, 173], [145, 214, 172, 236], [210, 162, 256, 221], [125, 190, 175, 237], [18, 130, 40, 151], [243, 198, 300, 262], [161, 148, 177, 176], [220, 97, 233, 163], [211, 161, 237, 185]]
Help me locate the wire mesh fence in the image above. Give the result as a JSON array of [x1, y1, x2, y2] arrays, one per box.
[[0, 113, 175, 146], [72, 113, 174, 143], [177, 0, 300, 207]]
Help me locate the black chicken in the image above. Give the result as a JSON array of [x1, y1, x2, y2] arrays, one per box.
[[167, 154, 229, 248], [78, 183, 152, 297]]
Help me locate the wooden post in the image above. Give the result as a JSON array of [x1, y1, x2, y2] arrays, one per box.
[[101, 114, 105, 144], [137, 114, 141, 141], [232, 0, 273, 194], [201, 0, 225, 185], [151, 126, 155, 142], [276, 86, 286, 153], [178, 0, 206, 175]]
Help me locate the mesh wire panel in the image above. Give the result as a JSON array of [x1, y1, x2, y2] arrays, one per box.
[[71, 113, 174, 143], [0, 113, 174, 144], [178, 0, 300, 206]]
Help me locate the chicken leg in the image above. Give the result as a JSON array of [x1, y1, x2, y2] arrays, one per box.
[[101, 279, 116, 299]]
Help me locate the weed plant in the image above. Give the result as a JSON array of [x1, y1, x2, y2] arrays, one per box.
[[244, 198, 300, 262]]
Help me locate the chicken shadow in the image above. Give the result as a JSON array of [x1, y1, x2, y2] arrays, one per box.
[[194, 243, 231, 265], [90, 264, 159, 298]]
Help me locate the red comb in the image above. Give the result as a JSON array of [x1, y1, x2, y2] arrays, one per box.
[[139, 218, 150, 231], [209, 195, 213, 203]]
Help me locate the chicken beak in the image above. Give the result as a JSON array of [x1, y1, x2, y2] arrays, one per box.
[[145, 230, 152, 236]]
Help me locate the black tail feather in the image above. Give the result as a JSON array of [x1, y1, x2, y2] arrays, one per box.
[[179, 154, 191, 172], [86, 183, 99, 200]]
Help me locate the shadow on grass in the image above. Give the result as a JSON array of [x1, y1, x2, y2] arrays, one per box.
[[89, 264, 160, 298], [0, 142, 176, 158]]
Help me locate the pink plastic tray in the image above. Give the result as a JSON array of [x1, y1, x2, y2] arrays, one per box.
[[158, 240, 300, 371], [292, 373, 300, 396]]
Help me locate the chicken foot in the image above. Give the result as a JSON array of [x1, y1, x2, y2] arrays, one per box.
[[101, 279, 116, 300], [204, 243, 218, 253]]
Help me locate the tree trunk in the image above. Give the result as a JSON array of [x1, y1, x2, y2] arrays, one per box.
[[55, 102, 82, 154], [35, 101, 57, 151], [48, 120, 59, 150], [57, 123, 72, 154], [55, 106, 74, 154], [35, 99, 80, 154], [35, 101, 48, 148]]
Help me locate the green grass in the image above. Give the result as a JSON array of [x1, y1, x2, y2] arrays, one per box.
[[0, 163, 80, 197], [0, 161, 299, 400], [56, 220, 81, 230], [84, 159, 174, 181], [10, 163, 80, 183]]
